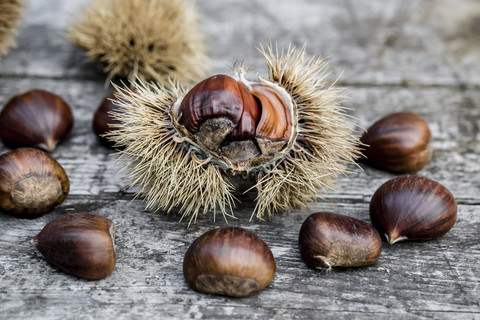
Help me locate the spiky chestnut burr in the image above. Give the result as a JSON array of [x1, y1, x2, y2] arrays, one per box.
[[0, 0, 24, 57], [67, 0, 208, 85], [107, 44, 362, 224]]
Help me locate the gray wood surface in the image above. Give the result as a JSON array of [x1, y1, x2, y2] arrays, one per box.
[[1, 0, 479, 319]]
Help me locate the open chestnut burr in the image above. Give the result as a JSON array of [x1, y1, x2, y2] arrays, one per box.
[[0, 148, 69, 217], [183, 227, 275, 297], [107, 44, 362, 223], [32, 213, 116, 280], [298, 212, 382, 269], [369, 175, 457, 244], [0, 89, 73, 152], [360, 112, 432, 173]]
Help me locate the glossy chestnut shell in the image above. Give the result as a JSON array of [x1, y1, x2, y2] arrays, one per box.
[[173, 74, 296, 168], [0, 148, 69, 216], [0, 89, 73, 152], [183, 226, 276, 297], [92, 92, 123, 147], [369, 175, 457, 244], [298, 212, 382, 269], [360, 112, 432, 173], [32, 213, 116, 280]]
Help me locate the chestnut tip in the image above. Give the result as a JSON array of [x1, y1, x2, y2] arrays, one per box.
[[30, 237, 38, 247], [311, 255, 333, 270], [42, 137, 57, 153], [385, 233, 408, 245]]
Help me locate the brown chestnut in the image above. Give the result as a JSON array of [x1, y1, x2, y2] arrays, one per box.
[[32, 213, 116, 280], [175, 74, 293, 162], [360, 112, 432, 173], [183, 227, 275, 297], [369, 175, 457, 244], [92, 92, 123, 147], [0, 148, 69, 216], [298, 212, 382, 269], [0, 89, 73, 152]]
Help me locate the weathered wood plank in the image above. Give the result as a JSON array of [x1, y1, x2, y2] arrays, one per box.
[[0, 199, 478, 319], [1, 0, 479, 319], [1, 0, 480, 87]]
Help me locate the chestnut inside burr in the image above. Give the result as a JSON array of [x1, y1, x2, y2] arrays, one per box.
[[172, 74, 296, 169]]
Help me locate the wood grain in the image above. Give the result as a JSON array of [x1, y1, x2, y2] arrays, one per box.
[[1, 0, 479, 319]]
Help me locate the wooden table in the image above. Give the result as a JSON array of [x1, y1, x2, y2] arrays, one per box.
[[1, 0, 479, 319]]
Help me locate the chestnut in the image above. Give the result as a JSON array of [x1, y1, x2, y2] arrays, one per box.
[[32, 213, 116, 280], [298, 212, 382, 269], [183, 227, 275, 297], [0, 148, 69, 217], [369, 175, 457, 244], [176, 74, 293, 160], [360, 112, 432, 173], [92, 92, 123, 148], [0, 89, 73, 152]]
